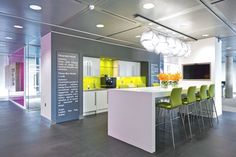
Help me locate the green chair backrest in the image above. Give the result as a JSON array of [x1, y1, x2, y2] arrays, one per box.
[[187, 86, 197, 103], [208, 84, 215, 98], [199, 85, 208, 100], [170, 88, 183, 108]]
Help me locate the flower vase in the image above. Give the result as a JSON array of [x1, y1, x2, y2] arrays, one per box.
[[171, 81, 178, 87], [160, 81, 169, 88]]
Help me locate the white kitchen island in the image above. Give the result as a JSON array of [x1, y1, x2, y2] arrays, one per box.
[[108, 86, 200, 153]]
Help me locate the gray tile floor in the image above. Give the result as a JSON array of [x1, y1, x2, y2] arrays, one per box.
[[0, 101, 236, 157]]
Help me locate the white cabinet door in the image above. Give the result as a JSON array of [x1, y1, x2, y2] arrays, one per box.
[[90, 57, 100, 76], [83, 91, 96, 113], [118, 61, 141, 76], [96, 91, 108, 110], [83, 57, 100, 76], [133, 62, 140, 76]]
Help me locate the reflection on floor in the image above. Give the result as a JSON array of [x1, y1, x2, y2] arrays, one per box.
[[222, 98, 236, 112], [1, 101, 236, 157]]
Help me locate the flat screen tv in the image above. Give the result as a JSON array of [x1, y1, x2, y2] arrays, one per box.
[[183, 63, 210, 80]]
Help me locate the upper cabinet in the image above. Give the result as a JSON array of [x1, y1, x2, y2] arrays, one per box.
[[83, 57, 100, 76], [114, 60, 140, 77]]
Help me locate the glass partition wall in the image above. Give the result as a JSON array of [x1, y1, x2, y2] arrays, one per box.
[[0, 44, 41, 111], [25, 45, 41, 111]]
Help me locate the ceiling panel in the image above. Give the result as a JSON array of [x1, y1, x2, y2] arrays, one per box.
[[0, 0, 87, 25], [108, 26, 147, 45], [209, 0, 236, 24], [62, 9, 140, 36], [98, 0, 200, 20]]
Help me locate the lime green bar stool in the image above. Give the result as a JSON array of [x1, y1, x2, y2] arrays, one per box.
[[208, 84, 219, 124], [156, 88, 187, 149], [182, 86, 200, 138], [197, 85, 212, 128]]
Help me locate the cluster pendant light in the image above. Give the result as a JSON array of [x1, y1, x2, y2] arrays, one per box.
[[140, 30, 191, 57]]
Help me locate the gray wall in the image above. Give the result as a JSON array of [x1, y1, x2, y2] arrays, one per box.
[[51, 32, 160, 122]]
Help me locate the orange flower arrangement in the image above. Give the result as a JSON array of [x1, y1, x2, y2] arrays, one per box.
[[158, 73, 170, 81], [170, 72, 182, 81], [158, 72, 182, 88]]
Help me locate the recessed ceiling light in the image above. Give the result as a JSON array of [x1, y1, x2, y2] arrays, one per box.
[[96, 24, 104, 28], [143, 3, 155, 9], [148, 22, 153, 26], [14, 25, 23, 29], [29, 4, 42, 11], [89, 4, 95, 10], [5, 37, 13, 40], [135, 35, 141, 38], [202, 34, 209, 37], [226, 47, 231, 50]]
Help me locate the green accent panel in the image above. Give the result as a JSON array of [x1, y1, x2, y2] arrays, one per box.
[[116, 76, 146, 88], [152, 83, 160, 87], [83, 77, 101, 90], [100, 58, 113, 77]]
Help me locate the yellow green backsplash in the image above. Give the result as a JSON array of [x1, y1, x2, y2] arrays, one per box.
[[83, 77, 101, 90], [100, 58, 113, 77], [116, 76, 146, 88]]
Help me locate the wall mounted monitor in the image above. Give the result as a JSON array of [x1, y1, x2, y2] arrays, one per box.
[[183, 63, 210, 80]]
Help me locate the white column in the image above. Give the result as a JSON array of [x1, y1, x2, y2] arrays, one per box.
[[225, 53, 234, 98]]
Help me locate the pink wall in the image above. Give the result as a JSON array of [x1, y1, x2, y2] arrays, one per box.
[[9, 47, 25, 106]]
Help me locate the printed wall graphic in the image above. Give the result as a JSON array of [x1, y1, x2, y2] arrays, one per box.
[[56, 52, 79, 123], [150, 63, 159, 84]]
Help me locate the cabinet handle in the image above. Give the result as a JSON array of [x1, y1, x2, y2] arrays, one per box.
[[95, 92, 96, 106]]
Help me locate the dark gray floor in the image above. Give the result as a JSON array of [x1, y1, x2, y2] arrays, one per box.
[[0, 101, 236, 157]]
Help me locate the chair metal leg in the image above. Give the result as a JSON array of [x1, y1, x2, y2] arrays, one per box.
[[179, 107, 188, 140], [199, 101, 205, 129], [186, 105, 193, 139], [194, 102, 201, 132], [169, 110, 175, 149], [212, 99, 219, 124], [205, 100, 213, 127]]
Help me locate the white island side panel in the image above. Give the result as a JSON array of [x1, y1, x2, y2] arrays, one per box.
[[108, 90, 155, 153]]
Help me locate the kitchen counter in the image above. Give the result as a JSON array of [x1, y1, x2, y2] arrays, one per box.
[[83, 88, 108, 92], [107, 86, 202, 153]]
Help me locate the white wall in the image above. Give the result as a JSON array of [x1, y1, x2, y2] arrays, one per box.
[[164, 37, 222, 115], [41, 33, 52, 120], [222, 62, 236, 93]]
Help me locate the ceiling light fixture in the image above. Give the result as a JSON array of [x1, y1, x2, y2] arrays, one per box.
[[5, 37, 13, 40], [143, 3, 155, 9], [135, 35, 141, 38], [96, 24, 104, 28], [89, 4, 95, 10], [14, 25, 23, 29], [202, 34, 209, 37], [226, 47, 231, 50], [140, 30, 191, 57], [29, 4, 42, 11]]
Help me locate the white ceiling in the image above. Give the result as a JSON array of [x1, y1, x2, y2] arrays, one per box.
[[0, 0, 236, 56]]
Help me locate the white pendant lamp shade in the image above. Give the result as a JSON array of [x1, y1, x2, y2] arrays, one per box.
[[140, 30, 191, 57], [140, 30, 159, 52]]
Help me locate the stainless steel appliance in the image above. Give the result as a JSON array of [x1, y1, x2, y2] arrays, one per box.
[[101, 76, 116, 88]]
